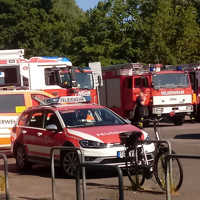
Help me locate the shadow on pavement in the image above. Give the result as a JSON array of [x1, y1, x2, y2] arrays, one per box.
[[174, 133, 200, 139]]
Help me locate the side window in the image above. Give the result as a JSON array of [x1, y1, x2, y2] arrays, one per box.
[[18, 112, 30, 126], [45, 111, 62, 131], [126, 78, 132, 89], [142, 77, 149, 88], [23, 76, 29, 87], [134, 78, 141, 88], [27, 111, 44, 128], [45, 69, 58, 85], [0, 94, 25, 113]]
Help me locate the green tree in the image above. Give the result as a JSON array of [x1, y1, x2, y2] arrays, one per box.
[[174, 3, 200, 64], [0, 0, 84, 59], [0, 0, 52, 54], [70, 0, 142, 66], [141, 0, 176, 64], [137, 0, 200, 65]]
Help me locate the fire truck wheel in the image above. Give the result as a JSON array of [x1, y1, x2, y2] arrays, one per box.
[[16, 145, 32, 170], [61, 150, 80, 177], [174, 117, 184, 126]]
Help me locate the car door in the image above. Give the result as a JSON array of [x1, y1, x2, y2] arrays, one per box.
[[43, 110, 64, 160], [24, 110, 47, 160]]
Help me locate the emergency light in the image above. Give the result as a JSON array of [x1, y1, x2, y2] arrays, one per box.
[[45, 96, 91, 104], [176, 66, 182, 71], [149, 64, 162, 72]]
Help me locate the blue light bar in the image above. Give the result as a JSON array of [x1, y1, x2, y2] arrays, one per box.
[[41, 56, 71, 62], [149, 67, 154, 72], [176, 66, 182, 71]]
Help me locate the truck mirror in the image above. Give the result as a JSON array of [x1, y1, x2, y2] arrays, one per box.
[[98, 75, 102, 87]]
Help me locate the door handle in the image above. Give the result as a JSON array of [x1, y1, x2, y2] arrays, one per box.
[[37, 132, 43, 136], [22, 130, 27, 134]]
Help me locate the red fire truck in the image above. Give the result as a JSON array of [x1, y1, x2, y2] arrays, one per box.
[[99, 63, 194, 125], [173, 64, 200, 121], [0, 49, 98, 104]]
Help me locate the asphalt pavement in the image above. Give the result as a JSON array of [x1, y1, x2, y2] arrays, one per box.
[[0, 120, 200, 200]]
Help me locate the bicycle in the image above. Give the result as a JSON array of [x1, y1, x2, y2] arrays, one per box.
[[120, 131, 154, 189], [152, 117, 183, 192], [122, 117, 183, 192]]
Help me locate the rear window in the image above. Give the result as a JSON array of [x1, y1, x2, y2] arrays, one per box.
[[0, 94, 25, 113]]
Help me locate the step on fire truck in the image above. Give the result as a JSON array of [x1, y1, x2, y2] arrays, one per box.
[[0, 49, 98, 104], [99, 63, 194, 126]]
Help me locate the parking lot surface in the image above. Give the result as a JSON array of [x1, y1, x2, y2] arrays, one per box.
[[0, 120, 200, 200]]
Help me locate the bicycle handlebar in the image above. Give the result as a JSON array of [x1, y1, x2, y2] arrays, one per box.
[[119, 131, 143, 147]]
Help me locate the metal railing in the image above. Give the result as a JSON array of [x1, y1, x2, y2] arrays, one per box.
[[77, 163, 124, 200], [50, 146, 124, 200], [50, 140, 178, 200], [145, 140, 173, 200], [165, 154, 200, 200], [50, 146, 85, 200], [0, 153, 9, 200]]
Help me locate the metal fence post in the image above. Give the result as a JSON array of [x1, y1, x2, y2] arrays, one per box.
[[50, 146, 84, 200], [0, 153, 9, 200], [79, 163, 124, 200], [165, 154, 200, 200]]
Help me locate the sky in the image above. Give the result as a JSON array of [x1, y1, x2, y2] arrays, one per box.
[[75, 0, 101, 11]]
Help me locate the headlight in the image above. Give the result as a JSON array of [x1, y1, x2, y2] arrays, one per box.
[[141, 130, 151, 141], [79, 140, 107, 148], [145, 135, 150, 141]]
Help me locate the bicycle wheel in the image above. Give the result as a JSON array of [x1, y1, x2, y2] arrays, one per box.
[[125, 148, 145, 189], [154, 149, 183, 192]]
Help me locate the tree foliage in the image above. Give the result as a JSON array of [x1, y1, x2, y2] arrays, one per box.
[[0, 0, 200, 66]]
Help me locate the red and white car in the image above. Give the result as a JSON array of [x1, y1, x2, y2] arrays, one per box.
[[11, 97, 155, 177]]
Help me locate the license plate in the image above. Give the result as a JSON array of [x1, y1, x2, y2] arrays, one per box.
[[117, 150, 134, 158]]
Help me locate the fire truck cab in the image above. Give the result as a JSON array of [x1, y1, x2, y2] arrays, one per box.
[[179, 65, 200, 121], [99, 63, 194, 126]]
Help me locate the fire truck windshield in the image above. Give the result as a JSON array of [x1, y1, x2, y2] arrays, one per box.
[[75, 72, 94, 89], [58, 70, 93, 89], [59, 71, 71, 87], [152, 73, 189, 89]]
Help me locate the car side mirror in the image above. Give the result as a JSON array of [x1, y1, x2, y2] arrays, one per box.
[[46, 124, 58, 132]]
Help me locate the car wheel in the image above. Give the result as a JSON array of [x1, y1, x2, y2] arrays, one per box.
[[61, 150, 80, 177], [16, 145, 31, 170]]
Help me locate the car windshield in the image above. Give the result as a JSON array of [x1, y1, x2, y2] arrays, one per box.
[[152, 73, 189, 89], [60, 108, 126, 127]]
